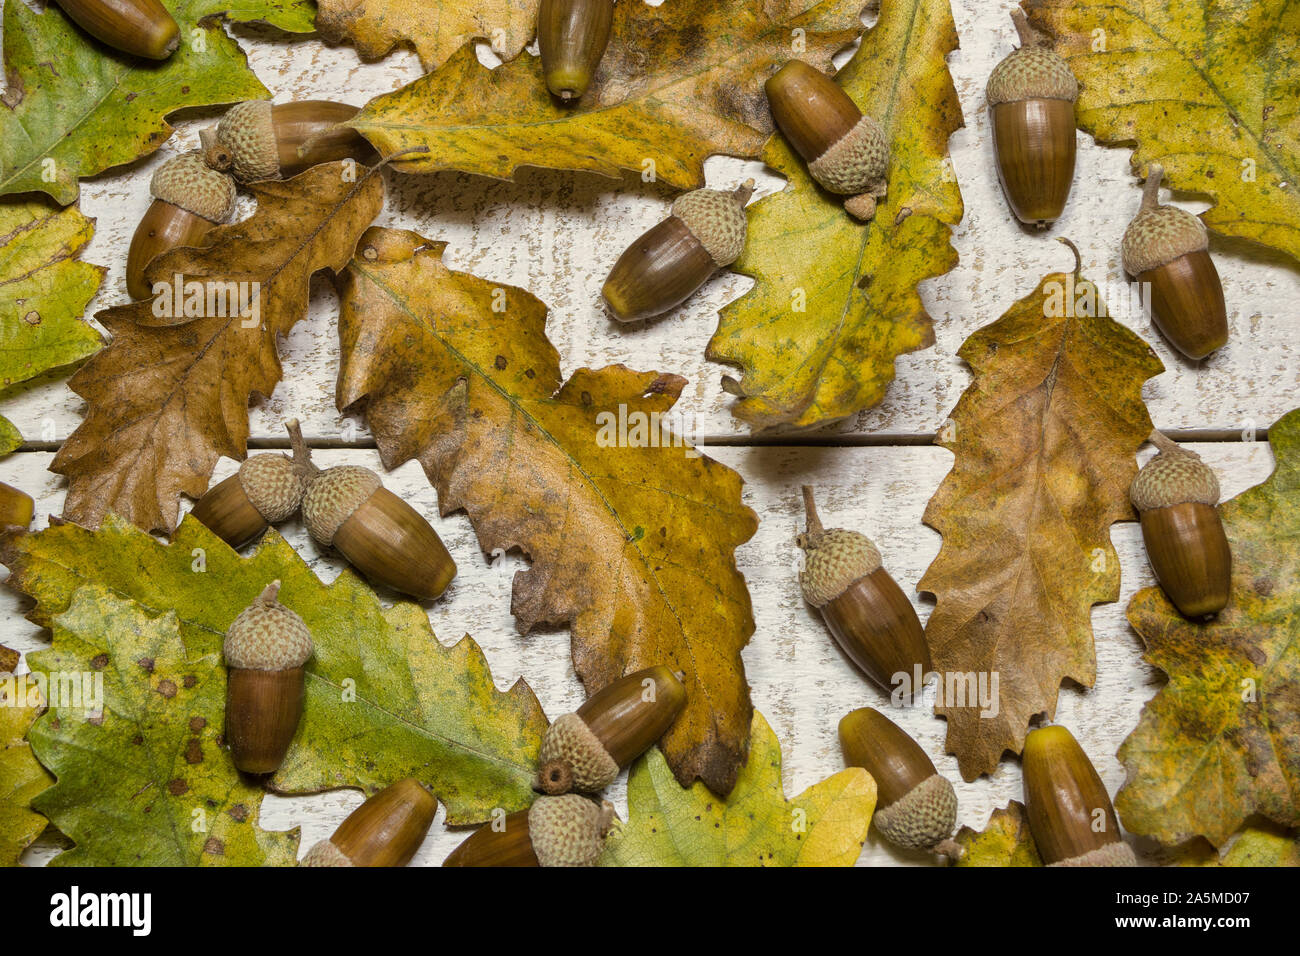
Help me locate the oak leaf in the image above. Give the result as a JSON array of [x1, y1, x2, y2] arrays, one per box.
[[51, 162, 384, 534], [4, 514, 548, 824], [1119, 408, 1300, 846], [709, 0, 964, 430], [334, 227, 758, 795], [599, 711, 875, 866], [349, 0, 864, 189], [0, 672, 52, 867], [950, 801, 1043, 867], [1175, 825, 1300, 867], [196, 0, 318, 33], [1025, 0, 1300, 265], [919, 269, 1163, 779]]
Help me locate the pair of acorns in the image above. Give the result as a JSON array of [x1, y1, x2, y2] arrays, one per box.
[[191, 420, 457, 601], [443, 667, 686, 866]]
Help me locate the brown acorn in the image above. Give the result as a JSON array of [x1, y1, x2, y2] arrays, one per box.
[[839, 707, 958, 852], [1130, 431, 1231, 619], [986, 10, 1078, 227], [299, 778, 437, 867], [125, 152, 236, 300], [1023, 725, 1136, 866], [601, 181, 754, 322], [538, 0, 613, 102], [200, 100, 378, 184], [797, 487, 930, 699], [765, 60, 890, 220], [223, 581, 313, 774], [0, 481, 34, 532], [1122, 164, 1228, 359], [442, 795, 616, 867], [190, 420, 316, 549], [536, 666, 686, 795], [54, 0, 179, 60], [300, 462, 457, 601]]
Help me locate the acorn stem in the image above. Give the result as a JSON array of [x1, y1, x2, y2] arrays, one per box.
[[1147, 428, 1193, 458], [733, 179, 756, 206], [801, 485, 824, 535], [256, 580, 282, 605], [1010, 7, 1042, 47], [285, 419, 318, 482], [1141, 164, 1165, 214]]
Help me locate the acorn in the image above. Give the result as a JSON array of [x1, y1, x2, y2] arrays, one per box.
[[125, 152, 236, 301], [1130, 431, 1231, 619], [200, 100, 378, 185], [538, 0, 613, 102], [442, 795, 616, 867], [985, 9, 1078, 227], [839, 707, 958, 853], [190, 420, 315, 549], [1023, 725, 1136, 866], [797, 487, 930, 699], [223, 581, 313, 774], [764, 60, 890, 220], [601, 180, 754, 322], [536, 665, 686, 795], [0, 482, 34, 532], [1122, 164, 1228, 359], [300, 462, 457, 601], [54, 0, 179, 60], [299, 778, 437, 867]]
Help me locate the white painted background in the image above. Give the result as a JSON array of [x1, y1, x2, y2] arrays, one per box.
[[3, 1, 1296, 865]]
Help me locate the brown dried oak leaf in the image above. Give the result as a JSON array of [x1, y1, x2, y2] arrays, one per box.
[[919, 268, 1162, 779], [51, 162, 384, 533], [335, 227, 759, 795]]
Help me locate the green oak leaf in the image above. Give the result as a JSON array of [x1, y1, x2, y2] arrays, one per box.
[[195, 0, 317, 33]]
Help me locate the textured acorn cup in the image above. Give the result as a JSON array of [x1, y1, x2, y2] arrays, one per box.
[[443, 795, 616, 867], [538, 0, 613, 101], [986, 10, 1078, 227], [200, 100, 377, 184], [190, 420, 317, 549], [536, 665, 687, 794], [126, 152, 237, 300], [601, 180, 754, 322], [1131, 431, 1231, 619], [0, 481, 35, 531], [798, 487, 930, 699], [54, 0, 179, 60], [301, 464, 457, 600], [1023, 725, 1136, 866], [838, 708, 957, 851], [223, 581, 313, 774], [300, 778, 437, 867], [765, 60, 890, 220], [1122, 164, 1228, 359]]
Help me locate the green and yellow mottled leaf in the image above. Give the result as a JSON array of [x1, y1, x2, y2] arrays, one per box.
[[0, 672, 52, 866], [317, 0, 535, 71], [1173, 824, 1300, 867], [951, 801, 1043, 867], [0, 416, 20, 456], [197, 0, 317, 33]]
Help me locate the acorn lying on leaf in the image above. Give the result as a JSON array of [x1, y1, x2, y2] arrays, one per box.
[[538, 0, 613, 102], [200, 100, 377, 184], [300, 778, 437, 867], [54, 0, 179, 61], [443, 795, 616, 867]]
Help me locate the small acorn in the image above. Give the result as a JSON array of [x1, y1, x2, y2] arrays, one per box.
[[536, 665, 686, 795], [200, 100, 378, 185], [299, 778, 437, 867], [1023, 724, 1136, 866], [601, 180, 754, 323], [54, 0, 179, 60], [0, 482, 34, 532], [764, 60, 890, 220], [839, 708, 958, 853], [797, 487, 930, 699], [986, 9, 1078, 227], [1130, 431, 1231, 619], [301, 461, 457, 601], [190, 420, 316, 549], [442, 795, 616, 867], [223, 581, 313, 774], [538, 0, 613, 101], [125, 152, 237, 301], [1122, 163, 1228, 359]]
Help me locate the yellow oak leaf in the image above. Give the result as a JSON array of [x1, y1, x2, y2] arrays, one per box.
[[951, 801, 1043, 867]]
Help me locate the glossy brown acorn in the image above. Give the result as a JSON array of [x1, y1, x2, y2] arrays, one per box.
[[1122, 164, 1228, 359], [1023, 725, 1136, 866], [797, 487, 930, 699], [443, 795, 615, 867], [536, 665, 686, 794], [0, 482, 34, 532], [201, 100, 378, 184], [986, 10, 1078, 227], [538, 0, 614, 101], [54, 0, 179, 60], [300, 779, 437, 867]]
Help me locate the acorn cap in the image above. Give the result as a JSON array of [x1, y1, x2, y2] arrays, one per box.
[[223, 581, 314, 671], [526, 795, 616, 867], [1049, 840, 1138, 867], [1121, 165, 1208, 275], [1130, 446, 1220, 512], [807, 114, 890, 197], [537, 712, 619, 794], [302, 465, 382, 547], [299, 839, 354, 867], [986, 45, 1078, 106], [872, 773, 958, 849], [150, 152, 236, 223], [210, 100, 279, 183], [670, 181, 753, 267], [238, 454, 306, 524], [797, 486, 882, 607]]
